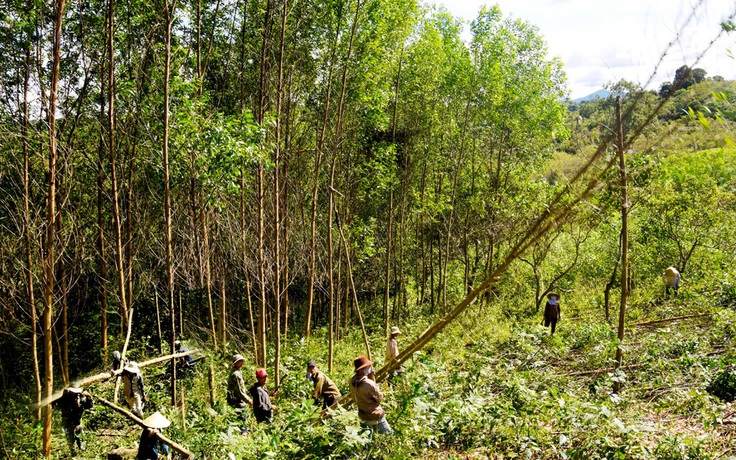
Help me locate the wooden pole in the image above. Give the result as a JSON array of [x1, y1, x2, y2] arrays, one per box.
[[614, 95, 628, 395], [33, 350, 199, 409], [94, 396, 194, 459], [333, 203, 371, 361]]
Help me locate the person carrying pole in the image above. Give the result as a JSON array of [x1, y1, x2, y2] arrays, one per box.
[[122, 362, 146, 417], [350, 356, 393, 437], [227, 354, 252, 435], [386, 326, 405, 382], [136, 411, 170, 460], [54, 387, 93, 454], [306, 361, 341, 409]]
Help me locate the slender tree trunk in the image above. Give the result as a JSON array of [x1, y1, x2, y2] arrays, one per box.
[[614, 96, 628, 394], [327, 157, 336, 372], [163, 0, 179, 406], [107, 0, 130, 342], [57, 220, 69, 385], [306, 15, 340, 341], [219, 271, 227, 345], [272, 0, 288, 388], [23, 43, 42, 420], [201, 206, 217, 348], [42, 0, 66, 455], [155, 287, 163, 354], [384, 188, 393, 335], [98, 54, 109, 366], [240, 165, 258, 357], [255, 0, 272, 368], [385, 53, 401, 327]]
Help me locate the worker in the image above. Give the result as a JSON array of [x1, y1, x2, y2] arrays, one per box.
[[306, 361, 341, 409], [122, 362, 146, 417], [350, 356, 392, 437], [543, 292, 562, 335], [386, 326, 405, 381], [136, 411, 170, 460], [55, 387, 93, 453], [227, 354, 252, 435], [249, 368, 276, 424]]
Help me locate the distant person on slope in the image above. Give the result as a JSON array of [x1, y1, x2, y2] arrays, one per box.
[[386, 326, 405, 382], [543, 292, 561, 335], [350, 356, 393, 437], [306, 361, 341, 409]]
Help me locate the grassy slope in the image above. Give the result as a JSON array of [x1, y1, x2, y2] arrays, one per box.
[[5, 283, 735, 459]]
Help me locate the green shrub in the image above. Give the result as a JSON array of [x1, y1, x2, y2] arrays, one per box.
[[706, 364, 736, 402]]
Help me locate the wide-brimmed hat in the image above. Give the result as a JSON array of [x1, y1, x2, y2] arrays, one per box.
[[306, 360, 317, 368], [390, 326, 401, 336], [256, 368, 268, 378], [547, 292, 560, 299], [174, 340, 181, 347], [142, 411, 171, 429], [123, 362, 140, 374], [232, 354, 245, 366], [66, 387, 83, 394], [353, 356, 373, 372]]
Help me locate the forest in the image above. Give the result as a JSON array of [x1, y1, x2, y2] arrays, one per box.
[[1, 0, 736, 457]]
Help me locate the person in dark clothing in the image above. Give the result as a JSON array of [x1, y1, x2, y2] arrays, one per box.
[[543, 292, 562, 335], [306, 361, 341, 409], [174, 340, 195, 371], [136, 412, 170, 460], [249, 368, 276, 424], [55, 387, 93, 453]]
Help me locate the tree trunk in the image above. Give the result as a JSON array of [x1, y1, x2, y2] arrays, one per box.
[[23, 42, 42, 420], [42, 0, 66, 455], [201, 205, 217, 348], [327, 157, 336, 372], [108, 0, 130, 342], [97, 52, 109, 367], [614, 96, 628, 394], [163, 0, 179, 407]]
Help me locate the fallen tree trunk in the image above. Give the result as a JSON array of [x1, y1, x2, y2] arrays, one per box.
[[630, 313, 709, 327], [33, 350, 199, 409], [567, 363, 644, 377], [94, 396, 194, 459]]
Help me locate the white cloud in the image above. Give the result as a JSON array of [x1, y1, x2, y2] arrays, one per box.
[[428, 0, 736, 99]]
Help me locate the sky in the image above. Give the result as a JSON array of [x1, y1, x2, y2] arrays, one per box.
[[427, 0, 736, 99]]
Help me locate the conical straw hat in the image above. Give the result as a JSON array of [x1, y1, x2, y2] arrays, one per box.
[[141, 411, 170, 429]]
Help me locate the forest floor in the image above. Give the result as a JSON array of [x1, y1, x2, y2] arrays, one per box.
[[2, 288, 736, 459]]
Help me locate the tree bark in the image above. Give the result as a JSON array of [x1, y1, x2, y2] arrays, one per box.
[[42, 0, 67, 454], [163, 0, 179, 407], [23, 41, 42, 420], [614, 96, 628, 395]]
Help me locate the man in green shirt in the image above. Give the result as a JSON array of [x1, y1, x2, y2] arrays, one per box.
[[306, 361, 341, 409], [227, 354, 252, 434]]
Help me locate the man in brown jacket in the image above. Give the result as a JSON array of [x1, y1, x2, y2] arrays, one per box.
[[306, 361, 341, 409], [349, 356, 393, 437]]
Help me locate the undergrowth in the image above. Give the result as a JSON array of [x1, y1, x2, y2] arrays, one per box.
[[3, 288, 736, 459]]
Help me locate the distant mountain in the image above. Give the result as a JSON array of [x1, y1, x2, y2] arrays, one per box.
[[572, 89, 612, 103]]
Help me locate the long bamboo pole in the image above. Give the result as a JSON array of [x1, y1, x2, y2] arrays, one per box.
[[33, 350, 199, 409], [94, 396, 194, 459]]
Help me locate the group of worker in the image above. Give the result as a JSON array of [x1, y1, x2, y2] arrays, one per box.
[[54, 329, 404, 457], [227, 325, 405, 437]]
